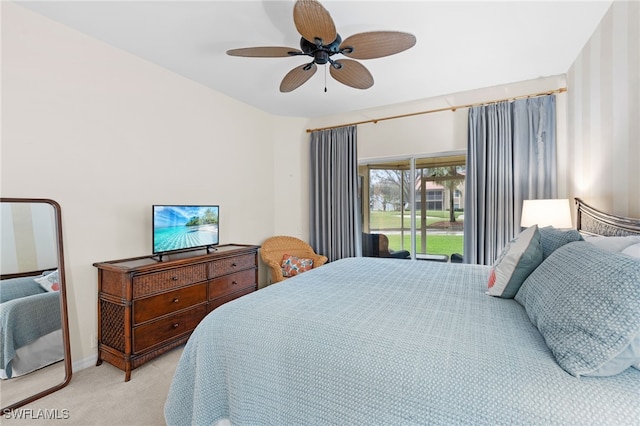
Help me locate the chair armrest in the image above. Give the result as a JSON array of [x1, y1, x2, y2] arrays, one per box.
[[388, 250, 410, 259], [264, 260, 285, 283], [311, 254, 328, 267]]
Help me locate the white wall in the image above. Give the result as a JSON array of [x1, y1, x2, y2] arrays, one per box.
[[0, 3, 306, 366], [272, 119, 311, 239]]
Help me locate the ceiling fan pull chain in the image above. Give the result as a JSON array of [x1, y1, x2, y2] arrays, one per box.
[[324, 65, 327, 93]]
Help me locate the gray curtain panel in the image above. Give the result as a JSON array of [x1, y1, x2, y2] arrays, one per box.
[[464, 95, 557, 265], [310, 125, 362, 262]]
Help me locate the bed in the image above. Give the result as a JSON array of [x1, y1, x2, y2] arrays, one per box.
[[0, 271, 64, 379], [165, 198, 640, 425]]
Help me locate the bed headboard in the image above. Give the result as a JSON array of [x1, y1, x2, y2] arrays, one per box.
[[575, 198, 640, 237]]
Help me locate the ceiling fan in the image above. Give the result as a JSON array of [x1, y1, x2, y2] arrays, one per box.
[[226, 0, 416, 93]]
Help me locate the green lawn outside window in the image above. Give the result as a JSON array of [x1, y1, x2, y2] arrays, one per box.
[[369, 211, 463, 257]]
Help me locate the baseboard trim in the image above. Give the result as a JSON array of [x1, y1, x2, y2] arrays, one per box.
[[72, 353, 98, 373]]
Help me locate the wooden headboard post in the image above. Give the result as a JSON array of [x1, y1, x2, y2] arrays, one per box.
[[575, 198, 640, 236]]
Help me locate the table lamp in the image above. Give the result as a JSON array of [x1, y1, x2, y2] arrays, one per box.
[[521, 199, 572, 228]]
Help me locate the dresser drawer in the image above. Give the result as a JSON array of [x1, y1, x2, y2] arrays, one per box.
[[208, 286, 255, 312], [133, 263, 207, 297], [133, 283, 207, 325], [209, 269, 256, 300], [210, 254, 255, 277], [133, 305, 207, 353]]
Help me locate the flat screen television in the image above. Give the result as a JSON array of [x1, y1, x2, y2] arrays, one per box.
[[153, 205, 219, 257]]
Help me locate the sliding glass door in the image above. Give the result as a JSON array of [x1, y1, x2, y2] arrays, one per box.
[[361, 154, 465, 260]]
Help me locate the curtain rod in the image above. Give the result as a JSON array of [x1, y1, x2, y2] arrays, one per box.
[[306, 87, 567, 133]]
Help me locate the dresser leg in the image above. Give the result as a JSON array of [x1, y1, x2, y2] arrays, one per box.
[[124, 357, 132, 382]]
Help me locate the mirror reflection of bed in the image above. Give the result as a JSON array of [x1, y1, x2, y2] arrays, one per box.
[[0, 199, 72, 411]]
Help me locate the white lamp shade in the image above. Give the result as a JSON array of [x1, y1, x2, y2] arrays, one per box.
[[521, 199, 572, 228]]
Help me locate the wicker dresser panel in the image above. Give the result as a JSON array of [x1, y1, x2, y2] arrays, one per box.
[[99, 269, 128, 298], [100, 300, 125, 352], [210, 254, 255, 277], [132, 263, 207, 297]]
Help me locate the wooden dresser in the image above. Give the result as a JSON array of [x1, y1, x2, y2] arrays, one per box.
[[93, 244, 259, 381]]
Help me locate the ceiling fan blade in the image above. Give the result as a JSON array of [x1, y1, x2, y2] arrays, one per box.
[[293, 0, 337, 46], [280, 63, 318, 92], [226, 47, 302, 58], [329, 59, 373, 90], [340, 31, 416, 60]]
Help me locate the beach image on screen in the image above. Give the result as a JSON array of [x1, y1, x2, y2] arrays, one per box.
[[153, 206, 219, 253]]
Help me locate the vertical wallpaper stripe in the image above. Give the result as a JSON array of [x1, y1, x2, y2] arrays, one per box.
[[612, 2, 628, 214], [629, 0, 640, 216], [600, 9, 614, 212], [566, 0, 640, 217]]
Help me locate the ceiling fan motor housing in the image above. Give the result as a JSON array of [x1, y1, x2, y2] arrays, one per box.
[[300, 34, 343, 65]]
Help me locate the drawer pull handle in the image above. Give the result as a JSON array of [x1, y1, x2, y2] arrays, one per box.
[[171, 276, 178, 281], [173, 298, 179, 303], [172, 323, 179, 329], [231, 263, 237, 268], [231, 281, 238, 285]]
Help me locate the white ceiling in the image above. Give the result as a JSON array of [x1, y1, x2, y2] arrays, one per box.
[[15, 1, 612, 118]]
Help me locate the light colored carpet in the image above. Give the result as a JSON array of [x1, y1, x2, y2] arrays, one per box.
[[2, 347, 183, 425], [1, 361, 66, 409]]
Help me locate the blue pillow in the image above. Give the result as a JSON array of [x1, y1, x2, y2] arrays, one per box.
[[538, 226, 583, 259], [515, 241, 640, 377]]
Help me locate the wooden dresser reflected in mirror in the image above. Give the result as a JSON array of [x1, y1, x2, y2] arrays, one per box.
[[0, 198, 72, 412]]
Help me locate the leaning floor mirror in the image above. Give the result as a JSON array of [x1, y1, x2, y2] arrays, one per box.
[[0, 198, 72, 411]]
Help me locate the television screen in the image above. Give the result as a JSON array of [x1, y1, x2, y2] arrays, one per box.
[[153, 205, 219, 254]]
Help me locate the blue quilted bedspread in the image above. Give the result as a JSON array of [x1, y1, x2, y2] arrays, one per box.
[[1, 291, 61, 378], [165, 257, 640, 425]]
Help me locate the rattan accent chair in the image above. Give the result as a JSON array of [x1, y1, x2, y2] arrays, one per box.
[[260, 236, 328, 283]]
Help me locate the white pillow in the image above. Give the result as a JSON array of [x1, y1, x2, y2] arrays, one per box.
[[585, 235, 640, 253], [33, 270, 60, 292], [622, 243, 640, 259]]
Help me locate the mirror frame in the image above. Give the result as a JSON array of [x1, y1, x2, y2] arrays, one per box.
[[1, 198, 72, 412]]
